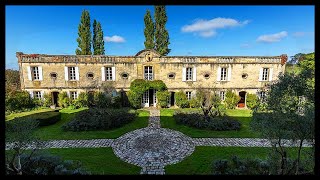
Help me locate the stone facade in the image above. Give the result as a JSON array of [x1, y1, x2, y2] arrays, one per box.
[[17, 49, 287, 108]]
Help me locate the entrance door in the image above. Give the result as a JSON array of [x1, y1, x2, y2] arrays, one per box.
[[238, 91, 246, 108], [142, 90, 149, 107], [52, 92, 59, 107], [170, 92, 175, 106]]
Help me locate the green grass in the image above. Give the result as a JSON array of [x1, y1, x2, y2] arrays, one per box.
[[160, 108, 260, 138], [5, 108, 54, 121], [34, 108, 149, 140], [48, 148, 140, 175], [165, 146, 313, 175]]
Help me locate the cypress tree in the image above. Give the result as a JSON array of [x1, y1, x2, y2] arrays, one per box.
[[76, 10, 92, 55], [144, 10, 155, 50], [93, 20, 105, 55], [154, 5, 170, 56]]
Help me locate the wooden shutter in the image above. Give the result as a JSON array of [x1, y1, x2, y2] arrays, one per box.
[[64, 67, 69, 81], [101, 67, 105, 81], [217, 66, 221, 81], [258, 68, 263, 81], [38, 66, 43, 81], [27, 66, 32, 80], [227, 65, 231, 81], [75, 67, 79, 81], [192, 67, 197, 81], [112, 67, 116, 81], [269, 68, 273, 81], [182, 67, 186, 81], [28, 90, 34, 98], [40, 91, 44, 99], [67, 91, 70, 98]]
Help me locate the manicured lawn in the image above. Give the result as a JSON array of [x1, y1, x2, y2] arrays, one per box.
[[165, 146, 313, 175], [48, 148, 140, 175], [160, 108, 260, 138], [34, 108, 149, 140], [5, 108, 55, 121]]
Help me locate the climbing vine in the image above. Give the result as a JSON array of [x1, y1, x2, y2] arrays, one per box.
[[127, 79, 168, 109]]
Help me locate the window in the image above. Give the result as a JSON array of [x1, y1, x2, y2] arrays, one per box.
[[32, 66, 40, 80], [50, 72, 57, 79], [186, 67, 193, 81], [221, 68, 227, 81], [70, 91, 77, 100], [204, 74, 210, 79], [87, 72, 94, 79], [219, 91, 225, 101], [33, 91, 41, 100], [69, 67, 76, 80], [168, 73, 175, 79], [106, 67, 113, 81], [242, 73, 248, 79], [121, 72, 128, 79], [258, 91, 266, 101], [144, 66, 153, 80], [262, 68, 269, 81], [186, 91, 192, 100]]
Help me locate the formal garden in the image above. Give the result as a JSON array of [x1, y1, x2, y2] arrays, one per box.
[[5, 53, 315, 175]]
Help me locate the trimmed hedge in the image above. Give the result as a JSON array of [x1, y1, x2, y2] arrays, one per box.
[[173, 110, 241, 131], [8, 111, 61, 127], [62, 108, 137, 131]]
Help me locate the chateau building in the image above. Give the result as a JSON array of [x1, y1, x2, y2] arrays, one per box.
[[17, 49, 287, 108]]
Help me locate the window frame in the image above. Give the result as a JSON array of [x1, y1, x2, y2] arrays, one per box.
[[68, 67, 76, 81], [32, 66, 40, 80], [262, 68, 269, 81], [220, 67, 227, 81], [70, 91, 78, 100], [144, 66, 153, 81], [219, 91, 225, 101], [186, 67, 193, 81], [33, 91, 41, 100], [186, 91, 192, 100]]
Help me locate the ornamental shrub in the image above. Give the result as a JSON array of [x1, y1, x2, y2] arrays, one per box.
[[73, 92, 88, 108], [174, 91, 189, 108], [127, 91, 141, 109], [224, 90, 240, 109], [189, 97, 201, 108], [5, 90, 35, 112], [94, 91, 111, 108], [62, 108, 137, 131], [43, 93, 53, 107], [246, 93, 258, 109], [58, 92, 70, 108], [156, 90, 170, 108]]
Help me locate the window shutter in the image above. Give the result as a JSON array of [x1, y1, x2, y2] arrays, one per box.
[[227, 65, 231, 81], [191, 91, 196, 98], [182, 67, 186, 81], [64, 67, 69, 81], [193, 67, 197, 81], [28, 90, 34, 98], [112, 67, 116, 81], [101, 67, 105, 81], [67, 91, 70, 98], [38, 66, 43, 81], [75, 67, 79, 81], [217, 66, 221, 81], [269, 68, 273, 81], [40, 91, 44, 99], [258, 68, 263, 81], [77, 91, 80, 98], [27, 66, 32, 80]]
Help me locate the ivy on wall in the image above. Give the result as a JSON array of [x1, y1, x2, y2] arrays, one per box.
[[127, 79, 168, 109]]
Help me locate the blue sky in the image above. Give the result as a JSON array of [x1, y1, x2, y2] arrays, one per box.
[[6, 5, 314, 70]]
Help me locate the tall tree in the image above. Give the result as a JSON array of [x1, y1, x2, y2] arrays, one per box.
[[93, 20, 105, 55], [76, 10, 92, 55], [144, 10, 155, 49], [154, 5, 171, 56]]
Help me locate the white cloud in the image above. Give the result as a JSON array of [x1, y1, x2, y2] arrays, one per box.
[[104, 35, 125, 43], [256, 31, 288, 43], [181, 17, 250, 38]]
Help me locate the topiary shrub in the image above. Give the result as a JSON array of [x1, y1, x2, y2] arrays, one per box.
[[127, 91, 141, 109], [212, 156, 270, 175], [246, 93, 259, 109], [173, 110, 241, 131], [174, 91, 189, 108], [62, 108, 137, 131], [156, 90, 170, 108], [9, 111, 61, 127], [111, 96, 122, 108], [17, 153, 89, 175], [58, 92, 70, 108], [43, 93, 53, 107], [225, 90, 241, 109]]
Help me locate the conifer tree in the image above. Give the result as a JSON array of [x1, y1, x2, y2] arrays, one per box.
[[144, 10, 155, 49], [93, 20, 105, 55], [154, 5, 170, 56], [76, 10, 92, 55]]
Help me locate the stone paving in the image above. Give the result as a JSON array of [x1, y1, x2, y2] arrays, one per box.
[[5, 108, 314, 175]]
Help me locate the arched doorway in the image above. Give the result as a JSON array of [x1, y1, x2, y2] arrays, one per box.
[[238, 91, 246, 108]]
